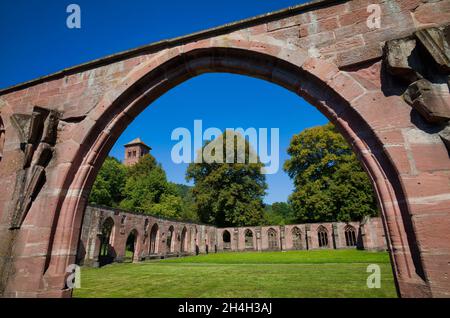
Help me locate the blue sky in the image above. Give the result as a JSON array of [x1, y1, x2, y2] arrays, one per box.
[[0, 0, 329, 203]]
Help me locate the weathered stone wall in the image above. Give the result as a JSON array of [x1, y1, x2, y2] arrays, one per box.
[[0, 0, 449, 297], [78, 205, 387, 267]]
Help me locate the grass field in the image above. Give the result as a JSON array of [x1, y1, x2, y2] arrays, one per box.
[[73, 250, 398, 298]]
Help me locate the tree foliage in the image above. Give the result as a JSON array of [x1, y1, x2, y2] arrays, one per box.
[[173, 183, 199, 222], [89, 156, 126, 207], [119, 154, 183, 218], [89, 153, 192, 220], [284, 123, 378, 223], [264, 202, 295, 225], [186, 131, 267, 227]]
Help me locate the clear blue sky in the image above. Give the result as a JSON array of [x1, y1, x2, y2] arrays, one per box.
[[0, 0, 329, 204]]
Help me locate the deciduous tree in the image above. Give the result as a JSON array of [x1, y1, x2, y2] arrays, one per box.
[[284, 123, 378, 222], [186, 131, 267, 226]]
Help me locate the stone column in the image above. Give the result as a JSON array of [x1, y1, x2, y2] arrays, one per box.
[[280, 226, 285, 251], [256, 228, 262, 251], [305, 224, 312, 250], [332, 223, 339, 249]]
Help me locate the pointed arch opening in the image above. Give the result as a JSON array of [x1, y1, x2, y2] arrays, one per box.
[[317, 226, 329, 248], [98, 217, 115, 267], [180, 226, 187, 253], [125, 229, 138, 262], [244, 229, 254, 250], [166, 225, 175, 253], [37, 44, 429, 298], [267, 228, 279, 250], [345, 225, 357, 247], [149, 223, 159, 255], [222, 230, 231, 250], [291, 227, 302, 250]]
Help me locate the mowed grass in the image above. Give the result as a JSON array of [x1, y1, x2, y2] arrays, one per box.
[[73, 250, 398, 298]]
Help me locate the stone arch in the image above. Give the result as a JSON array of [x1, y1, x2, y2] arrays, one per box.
[[345, 225, 357, 247], [149, 223, 159, 255], [180, 226, 187, 253], [6, 41, 435, 297], [317, 226, 329, 248], [125, 229, 138, 262], [98, 217, 115, 267], [222, 230, 231, 250], [291, 227, 302, 250], [244, 229, 254, 250], [194, 226, 199, 255], [166, 225, 174, 253], [267, 228, 278, 250]]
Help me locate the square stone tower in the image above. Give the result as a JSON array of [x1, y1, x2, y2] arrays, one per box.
[[124, 138, 151, 166]]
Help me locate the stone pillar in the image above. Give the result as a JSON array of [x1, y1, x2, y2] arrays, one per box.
[[305, 224, 312, 250], [233, 228, 239, 251], [332, 223, 339, 249], [256, 228, 262, 251], [91, 234, 102, 268], [280, 226, 285, 251]]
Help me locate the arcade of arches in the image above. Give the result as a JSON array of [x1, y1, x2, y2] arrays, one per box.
[[77, 205, 386, 267], [0, 0, 449, 298]]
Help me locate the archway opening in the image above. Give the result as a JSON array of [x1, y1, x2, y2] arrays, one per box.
[[292, 227, 302, 250], [318, 226, 329, 248], [180, 227, 187, 253], [149, 223, 159, 255], [166, 226, 174, 253], [98, 217, 116, 267], [222, 230, 231, 250], [58, 47, 420, 298], [345, 225, 357, 247], [125, 229, 138, 262], [267, 228, 279, 250], [244, 229, 254, 250]]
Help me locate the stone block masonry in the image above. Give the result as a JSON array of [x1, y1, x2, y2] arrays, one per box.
[[78, 205, 387, 267], [0, 0, 449, 297]]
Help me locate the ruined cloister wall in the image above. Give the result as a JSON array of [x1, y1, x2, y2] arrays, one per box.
[[0, 0, 449, 297], [78, 205, 387, 267]]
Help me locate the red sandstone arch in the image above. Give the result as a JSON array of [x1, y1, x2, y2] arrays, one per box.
[[1, 0, 449, 298], [180, 227, 187, 253], [9, 46, 425, 297], [125, 229, 139, 262], [98, 217, 116, 267], [149, 223, 159, 255]]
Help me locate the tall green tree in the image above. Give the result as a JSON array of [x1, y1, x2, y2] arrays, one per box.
[[264, 202, 295, 225], [119, 154, 183, 218], [89, 156, 126, 207], [186, 131, 267, 227], [173, 183, 199, 222], [284, 123, 378, 223]]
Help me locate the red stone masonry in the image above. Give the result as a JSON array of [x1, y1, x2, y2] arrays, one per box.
[[0, 0, 449, 297], [79, 206, 386, 267]]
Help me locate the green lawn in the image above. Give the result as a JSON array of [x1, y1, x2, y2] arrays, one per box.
[[73, 250, 398, 298]]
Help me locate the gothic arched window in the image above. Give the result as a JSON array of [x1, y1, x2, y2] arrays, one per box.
[[345, 225, 357, 247], [245, 229, 254, 250], [149, 223, 159, 254], [167, 226, 174, 252], [268, 228, 278, 250], [292, 227, 302, 249], [223, 230, 231, 250], [318, 226, 329, 248]]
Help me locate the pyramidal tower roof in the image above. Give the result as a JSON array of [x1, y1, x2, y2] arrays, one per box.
[[124, 138, 151, 149]]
